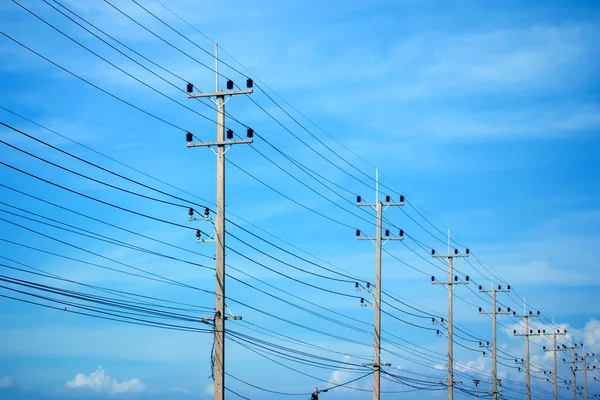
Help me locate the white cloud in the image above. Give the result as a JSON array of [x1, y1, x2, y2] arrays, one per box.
[[173, 386, 190, 395], [65, 366, 146, 395], [0, 377, 13, 388], [203, 383, 214, 396]]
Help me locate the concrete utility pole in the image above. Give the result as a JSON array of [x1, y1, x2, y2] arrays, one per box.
[[513, 306, 542, 400], [185, 43, 253, 400], [565, 343, 584, 400], [498, 378, 503, 400], [573, 351, 596, 400], [431, 230, 469, 400], [543, 329, 567, 400], [479, 281, 511, 400], [356, 169, 404, 400], [474, 379, 480, 400]]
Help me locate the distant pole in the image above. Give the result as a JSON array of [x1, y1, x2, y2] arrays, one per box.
[[356, 169, 404, 400], [185, 43, 253, 400], [474, 379, 480, 400], [431, 230, 469, 400], [514, 306, 541, 400], [543, 329, 567, 400], [479, 280, 511, 400]]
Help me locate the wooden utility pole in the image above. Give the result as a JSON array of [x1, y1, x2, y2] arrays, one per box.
[[431, 230, 469, 400], [185, 43, 253, 400], [356, 169, 404, 400]]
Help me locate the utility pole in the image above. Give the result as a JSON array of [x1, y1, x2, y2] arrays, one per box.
[[185, 43, 253, 400], [575, 352, 596, 400], [430, 230, 469, 400], [513, 307, 542, 400], [474, 379, 480, 400], [498, 378, 503, 400], [356, 169, 404, 400], [479, 281, 511, 400], [543, 329, 567, 400], [564, 343, 584, 400]]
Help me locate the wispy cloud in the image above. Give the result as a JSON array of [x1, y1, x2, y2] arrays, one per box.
[[65, 366, 146, 395]]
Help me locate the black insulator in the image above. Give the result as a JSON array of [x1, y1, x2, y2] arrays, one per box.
[[356, 229, 361, 237], [529, 311, 533, 315], [247, 128, 254, 138], [431, 249, 435, 255], [479, 307, 482, 312], [454, 275, 458, 281], [385, 229, 390, 237], [454, 249, 458, 255], [399, 229, 404, 237], [537, 311, 540, 315], [188, 208, 194, 216], [507, 307, 511, 312], [498, 285, 501, 290], [538, 330, 541, 333], [498, 307, 501, 312], [366, 282, 370, 288], [543, 329, 546, 333], [431, 276, 435, 282], [204, 208, 210, 216], [385, 195, 390, 203], [357, 195, 362, 203], [186, 82, 193, 93], [479, 285, 482, 290], [400, 195, 405, 202], [514, 329, 517, 334], [487, 341, 489, 346], [466, 275, 470, 281], [530, 329, 533, 334], [432, 318, 435, 323], [437, 329, 440, 335], [226, 80, 234, 90], [186, 132, 193, 142], [360, 297, 364, 304], [246, 78, 253, 88], [441, 317, 444, 323], [227, 129, 234, 139], [196, 230, 201, 238], [513, 311, 516, 315], [507, 284, 511, 290], [355, 282, 359, 288], [466, 248, 470, 254], [543, 346, 546, 350]]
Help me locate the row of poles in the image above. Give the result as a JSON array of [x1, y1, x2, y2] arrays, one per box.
[[183, 44, 596, 400]]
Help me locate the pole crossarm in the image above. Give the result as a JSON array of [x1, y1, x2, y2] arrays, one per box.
[[186, 139, 253, 147], [187, 89, 253, 98]]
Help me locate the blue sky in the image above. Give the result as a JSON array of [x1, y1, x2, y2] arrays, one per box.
[[0, 0, 599, 399]]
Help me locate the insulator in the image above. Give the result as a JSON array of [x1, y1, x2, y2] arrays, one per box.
[[507, 284, 511, 290], [431, 249, 435, 255], [186, 132, 193, 142], [400, 195, 404, 202], [227, 129, 234, 139], [355, 282, 358, 288], [226, 80, 234, 90], [385, 229, 390, 237], [431, 276, 435, 282], [487, 341, 489, 345], [196, 230, 201, 238], [188, 208, 194, 216], [479, 341, 482, 346], [437, 329, 440, 335], [385, 195, 390, 202], [530, 329, 533, 334], [366, 282, 370, 288], [356, 195, 362, 203], [441, 317, 444, 323], [514, 329, 517, 334], [466, 275, 470, 281], [479, 307, 482, 312], [454, 275, 458, 281], [479, 285, 482, 290], [537, 311, 540, 315], [529, 311, 533, 315], [513, 311, 516, 315], [507, 307, 511, 312], [356, 229, 360, 237], [543, 346, 546, 350], [186, 82, 193, 93], [543, 329, 546, 333], [399, 229, 404, 237], [204, 208, 210, 216], [246, 78, 253, 88], [538, 330, 541, 333], [498, 307, 501, 312], [247, 128, 254, 138], [360, 297, 364, 304], [466, 248, 470, 254], [454, 249, 458, 255], [432, 318, 435, 323], [498, 285, 502, 290]]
